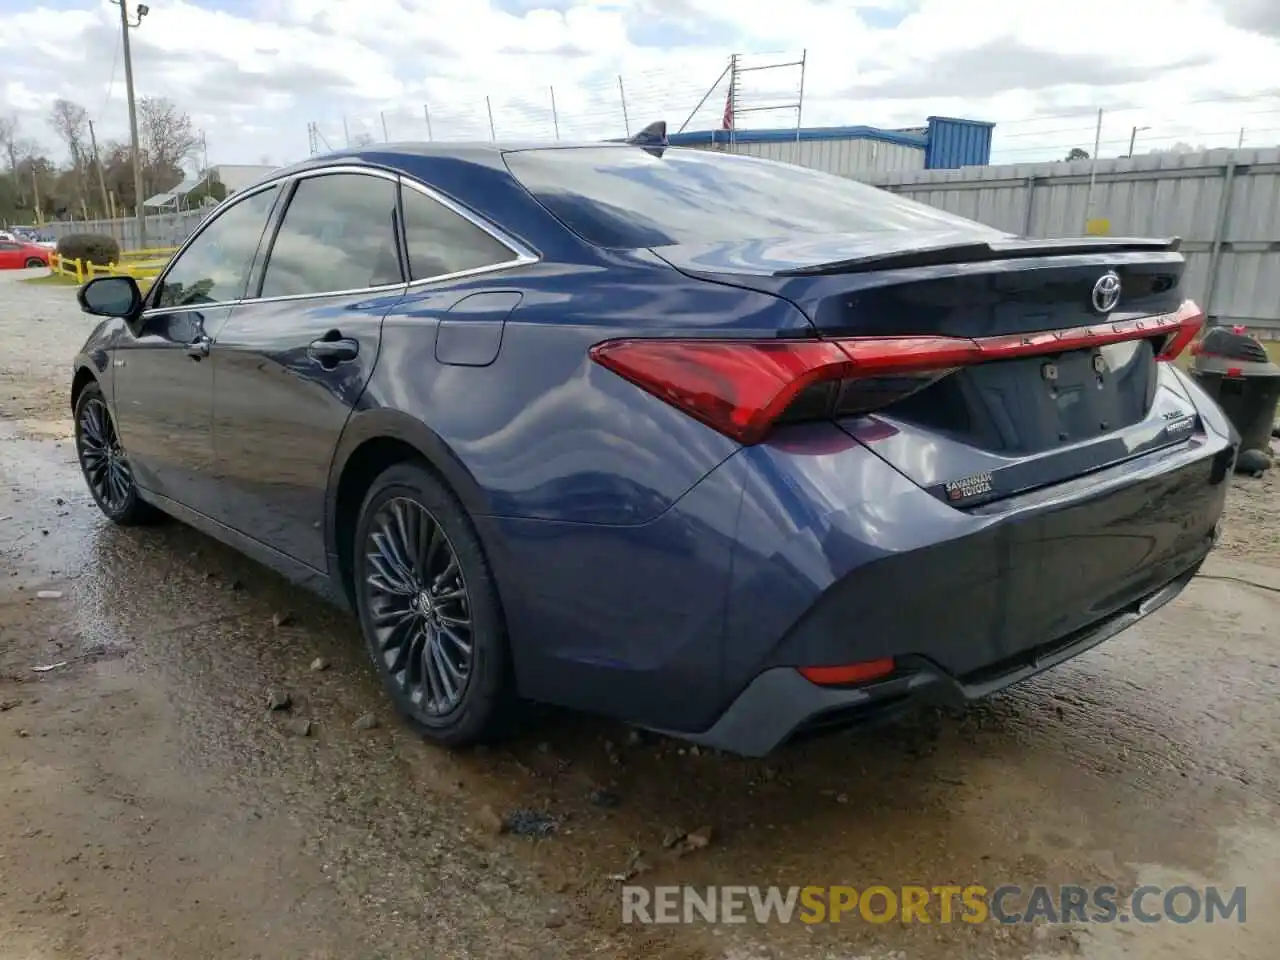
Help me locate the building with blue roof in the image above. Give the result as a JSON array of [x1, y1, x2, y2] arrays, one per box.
[[666, 116, 993, 177]]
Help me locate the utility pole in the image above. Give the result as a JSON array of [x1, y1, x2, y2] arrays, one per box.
[[32, 167, 43, 224], [88, 119, 110, 219], [1126, 125, 1150, 158], [113, 0, 150, 249]]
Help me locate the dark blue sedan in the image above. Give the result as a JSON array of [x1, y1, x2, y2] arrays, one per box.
[[70, 127, 1236, 756]]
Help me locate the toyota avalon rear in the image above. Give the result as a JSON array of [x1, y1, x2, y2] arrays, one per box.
[[503, 145, 1237, 755]]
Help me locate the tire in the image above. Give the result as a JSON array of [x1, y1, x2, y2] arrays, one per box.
[[352, 462, 516, 746], [25, 258, 45, 268], [73, 382, 158, 525]]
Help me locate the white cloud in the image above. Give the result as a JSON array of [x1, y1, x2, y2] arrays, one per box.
[[0, 0, 1277, 169]]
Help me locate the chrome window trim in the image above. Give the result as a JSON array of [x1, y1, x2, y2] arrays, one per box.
[[398, 176, 540, 288], [141, 160, 542, 316]]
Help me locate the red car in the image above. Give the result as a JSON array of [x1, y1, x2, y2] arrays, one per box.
[[0, 238, 51, 269]]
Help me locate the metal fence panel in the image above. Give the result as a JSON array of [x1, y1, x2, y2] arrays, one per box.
[[862, 148, 1280, 335], [40, 209, 209, 253]]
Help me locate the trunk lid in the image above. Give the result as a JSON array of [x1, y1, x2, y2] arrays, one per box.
[[653, 233, 1200, 506]]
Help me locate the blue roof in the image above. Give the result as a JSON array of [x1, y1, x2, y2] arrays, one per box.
[[666, 124, 929, 148], [665, 116, 996, 169]]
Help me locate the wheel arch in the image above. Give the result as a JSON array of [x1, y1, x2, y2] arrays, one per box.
[[70, 364, 99, 413], [326, 409, 494, 606]]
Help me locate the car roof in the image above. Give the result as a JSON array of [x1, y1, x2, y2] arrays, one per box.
[[270, 140, 664, 181]]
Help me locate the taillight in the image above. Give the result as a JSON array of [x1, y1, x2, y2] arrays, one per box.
[[590, 299, 1205, 445], [588, 337, 959, 445], [1153, 300, 1204, 362]]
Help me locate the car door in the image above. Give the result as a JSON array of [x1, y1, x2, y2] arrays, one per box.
[[209, 167, 407, 570], [0, 241, 22, 268], [112, 182, 283, 515]]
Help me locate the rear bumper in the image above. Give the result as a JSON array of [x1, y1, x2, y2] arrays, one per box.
[[660, 549, 1208, 757], [485, 367, 1235, 745], [665, 374, 1235, 754]]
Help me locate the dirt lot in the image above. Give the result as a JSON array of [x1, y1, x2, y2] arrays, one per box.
[[2, 267, 1278, 960]]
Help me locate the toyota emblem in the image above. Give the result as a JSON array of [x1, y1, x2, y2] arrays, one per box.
[[1091, 271, 1122, 314]]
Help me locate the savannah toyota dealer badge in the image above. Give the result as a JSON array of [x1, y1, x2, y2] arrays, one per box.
[[945, 471, 995, 502]]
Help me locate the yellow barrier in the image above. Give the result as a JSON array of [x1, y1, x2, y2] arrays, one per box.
[[49, 252, 84, 283], [49, 247, 177, 284]]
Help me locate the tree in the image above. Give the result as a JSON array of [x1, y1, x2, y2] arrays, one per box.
[[0, 96, 208, 224], [138, 96, 199, 196], [48, 99, 93, 215], [0, 115, 56, 224], [49, 99, 89, 167], [0, 114, 17, 172], [1065, 147, 1090, 161]]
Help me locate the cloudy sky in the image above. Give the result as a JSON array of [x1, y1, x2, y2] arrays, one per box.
[[1, 0, 1277, 169]]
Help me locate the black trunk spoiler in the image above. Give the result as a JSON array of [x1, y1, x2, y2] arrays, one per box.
[[776, 236, 1183, 277]]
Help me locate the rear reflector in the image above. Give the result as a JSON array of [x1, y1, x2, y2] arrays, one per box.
[[799, 658, 896, 686], [590, 299, 1204, 445]]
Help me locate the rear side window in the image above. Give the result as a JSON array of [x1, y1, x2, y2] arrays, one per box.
[[401, 185, 520, 281], [504, 146, 984, 248], [259, 173, 402, 298]]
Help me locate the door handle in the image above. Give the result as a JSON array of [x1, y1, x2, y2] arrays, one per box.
[[308, 337, 359, 365], [186, 336, 211, 360]]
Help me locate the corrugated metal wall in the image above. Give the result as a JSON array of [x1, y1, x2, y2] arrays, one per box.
[[862, 148, 1280, 336], [679, 137, 926, 176]]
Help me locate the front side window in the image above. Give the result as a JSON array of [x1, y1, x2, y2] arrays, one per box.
[[153, 184, 279, 309], [401, 185, 519, 281], [259, 173, 402, 298]]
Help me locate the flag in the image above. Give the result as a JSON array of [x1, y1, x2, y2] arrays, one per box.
[[721, 81, 734, 131]]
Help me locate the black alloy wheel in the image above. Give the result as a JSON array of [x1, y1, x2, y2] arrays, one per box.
[[353, 462, 515, 744], [366, 496, 474, 714], [74, 383, 154, 525]]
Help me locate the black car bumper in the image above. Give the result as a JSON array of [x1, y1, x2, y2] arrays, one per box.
[[661, 547, 1210, 758]]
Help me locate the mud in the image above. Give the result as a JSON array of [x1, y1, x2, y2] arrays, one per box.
[[2, 267, 1278, 959]]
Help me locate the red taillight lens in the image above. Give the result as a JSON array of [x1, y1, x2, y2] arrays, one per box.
[[799, 658, 896, 686], [589, 338, 853, 445], [590, 299, 1205, 445], [1153, 300, 1204, 362]]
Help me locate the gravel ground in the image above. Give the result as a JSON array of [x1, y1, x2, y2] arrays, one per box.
[[1, 267, 1278, 960]]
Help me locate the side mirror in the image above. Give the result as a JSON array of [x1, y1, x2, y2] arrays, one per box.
[[77, 275, 143, 319]]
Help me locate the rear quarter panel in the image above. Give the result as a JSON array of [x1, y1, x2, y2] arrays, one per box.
[[354, 254, 809, 525]]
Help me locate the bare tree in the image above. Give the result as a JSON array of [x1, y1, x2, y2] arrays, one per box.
[[47, 100, 92, 214], [138, 96, 199, 182], [49, 99, 89, 166], [0, 114, 17, 173]]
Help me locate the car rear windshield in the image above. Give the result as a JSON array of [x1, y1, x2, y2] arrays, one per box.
[[503, 145, 986, 249]]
